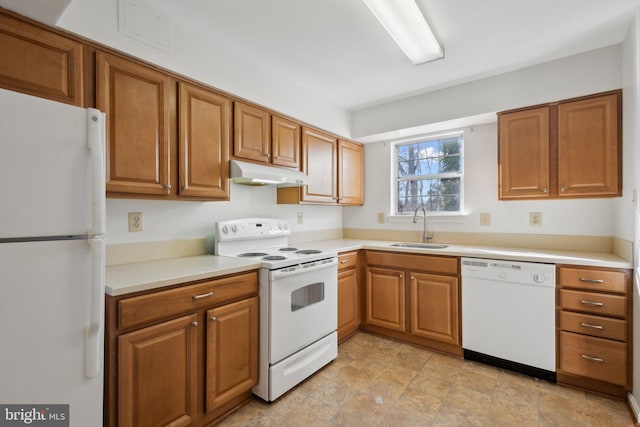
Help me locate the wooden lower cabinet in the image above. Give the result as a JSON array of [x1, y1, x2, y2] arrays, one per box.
[[365, 267, 405, 331], [409, 272, 459, 345], [105, 271, 259, 427], [118, 314, 198, 427], [556, 265, 632, 397], [337, 251, 360, 342], [206, 297, 258, 412], [362, 251, 461, 355]]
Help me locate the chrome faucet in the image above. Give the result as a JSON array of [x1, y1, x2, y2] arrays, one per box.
[[413, 206, 434, 243]]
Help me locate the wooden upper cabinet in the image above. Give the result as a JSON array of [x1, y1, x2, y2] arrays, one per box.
[[271, 115, 300, 168], [300, 127, 338, 203], [0, 13, 84, 106], [233, 101, 271, 163], [498, 107, 550, 199], [97, 51, 172, 196], [179, 82, 230, 199], [498, 90, 621, 200], [338, 139, 364, 205], [558, 93, 620, 197]]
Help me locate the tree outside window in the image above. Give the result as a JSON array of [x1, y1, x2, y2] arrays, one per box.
[[395, 134, 463, 215]]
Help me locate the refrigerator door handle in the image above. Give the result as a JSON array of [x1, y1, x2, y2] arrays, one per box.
[[88, 109, 106, 236], [86, 237, 105, 378]]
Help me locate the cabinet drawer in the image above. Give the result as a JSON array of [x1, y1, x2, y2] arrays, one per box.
[[560, 289, 626, 318], [366, 251, 457, 275], [559, 311, 626, 341], [338, 251, 358, 271], [558, 267, 627, 293], [118, 272, 258, 329], [559, 331, 627, 386]]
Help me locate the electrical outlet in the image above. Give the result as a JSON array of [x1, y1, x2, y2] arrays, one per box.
[[529, 212, 542, 226], [377, 212, 385, 224], [128, 212, 143, 232], [479, 212, 491, 226], [297, 212, 303, 224]]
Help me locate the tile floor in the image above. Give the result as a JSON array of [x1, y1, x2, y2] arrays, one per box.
[[219, 332, 635, 426]]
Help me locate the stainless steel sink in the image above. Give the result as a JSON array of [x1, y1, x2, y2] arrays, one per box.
[[390, 242, 449, 249]]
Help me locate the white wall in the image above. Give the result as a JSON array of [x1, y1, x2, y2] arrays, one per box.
[[106, 184, 342, 247], [621, 6, 640, 418], [56, 0, 350, 136], [343, 123, 615, 237], [352, 45, 622, 141]]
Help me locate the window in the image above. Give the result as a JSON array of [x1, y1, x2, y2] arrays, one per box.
[[394, 133, 463, 215]]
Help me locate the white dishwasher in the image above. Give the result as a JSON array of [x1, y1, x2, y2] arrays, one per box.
[[461, 257, 556, 381]]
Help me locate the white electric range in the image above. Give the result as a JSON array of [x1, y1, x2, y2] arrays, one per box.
[[215, 218, 338, 401]]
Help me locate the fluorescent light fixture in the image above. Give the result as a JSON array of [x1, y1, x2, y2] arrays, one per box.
[[363, 0, 443, 65]]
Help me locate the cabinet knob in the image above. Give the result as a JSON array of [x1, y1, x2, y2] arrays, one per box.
[[210, 316, 217, 322], [191, 321, 198, 327], [560, 186, 565, 192], [275, 155, 279, 160], [265, 153, 270, 158], [410, 276, 415, 280], [182, 184, 189, 191], [340, 260, 349, 264], [399, 274, 403, 278], [163, 184, 172, 190], [543, 187, 548, 193]]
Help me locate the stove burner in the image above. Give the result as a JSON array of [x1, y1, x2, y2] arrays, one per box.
[[295, 249, 322, 255], [263, 255, 287, 261], [238, 252, 269, 257], [279, 247, 299, 252]]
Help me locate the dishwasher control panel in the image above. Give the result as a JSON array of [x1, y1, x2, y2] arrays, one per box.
[[461, 257, 556, 287]]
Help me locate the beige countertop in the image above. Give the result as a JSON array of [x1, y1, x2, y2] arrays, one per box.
[[106, 255, 261, 296], [106, 239, 632, 297], [305, 239, 633, 269]]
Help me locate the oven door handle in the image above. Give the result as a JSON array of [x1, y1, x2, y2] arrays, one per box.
[[270, 258, 338, 279]]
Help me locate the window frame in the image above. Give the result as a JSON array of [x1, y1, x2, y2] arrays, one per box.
[[390, 131, 465, 217]]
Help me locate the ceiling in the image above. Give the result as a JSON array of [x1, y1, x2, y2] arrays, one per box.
[[147, 0, 640, 111], [2, 0, 639, 112]]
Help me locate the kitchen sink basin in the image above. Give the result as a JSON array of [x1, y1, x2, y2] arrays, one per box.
[[390, 242, 449, 249]]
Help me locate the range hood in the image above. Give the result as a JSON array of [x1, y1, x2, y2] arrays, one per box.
[[230, 160, 310, 187]]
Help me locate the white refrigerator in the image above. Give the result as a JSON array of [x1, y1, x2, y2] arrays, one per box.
[[0, 88, 106, 426]]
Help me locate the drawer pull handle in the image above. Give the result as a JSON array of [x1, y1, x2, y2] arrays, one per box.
[[210, 316, 217, 322], [340, 260, 349, 264], [581, 354, 604, 363], [580, 277, 604, 283], [580, 322, 604, 330], [580, 300, 604, 307], [193, 291, 214, 300]]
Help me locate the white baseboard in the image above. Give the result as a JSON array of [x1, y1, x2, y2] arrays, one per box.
[[628, 392, 639, 424]]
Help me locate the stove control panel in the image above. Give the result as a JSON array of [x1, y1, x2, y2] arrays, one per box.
[[216, 218, 290, 242]]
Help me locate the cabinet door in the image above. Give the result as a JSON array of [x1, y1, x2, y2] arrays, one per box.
[[338, 268, 360, 341], [206, 297, 258, 412], [233, 101, 270, 163], [365, 267, 405, 331], [557, 93, 620, 197], [178, 82, 230, 199], [498, 107, 550, 199], [409, 272, 459, 345], [0, 14, 84, 106], [118, 314, 198, 427], [97, 52, 172, 195], [272, 115, 300, 168], [338, 139, 364, 205], [300, 127, 337, 203]]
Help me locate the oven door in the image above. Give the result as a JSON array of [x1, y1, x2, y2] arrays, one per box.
[[269, 258, 338, 364]]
